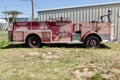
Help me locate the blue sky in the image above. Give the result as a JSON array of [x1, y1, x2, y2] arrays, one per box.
[[0, 0, 120, 18]]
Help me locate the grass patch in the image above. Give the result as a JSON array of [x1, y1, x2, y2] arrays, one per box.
[[0, 39, 9, 48], [0, 31, 120, 80], [0, 31, 9, 48]]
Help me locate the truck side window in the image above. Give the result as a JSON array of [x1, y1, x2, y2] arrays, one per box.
[[75, 25, 81, 34], [75, 25, 79, 31]]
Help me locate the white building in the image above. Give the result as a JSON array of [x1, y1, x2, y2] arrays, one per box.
[[38, 2, 120, 40], [0, 19, 7, 30]]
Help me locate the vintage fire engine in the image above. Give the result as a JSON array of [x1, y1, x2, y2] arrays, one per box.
[[8, 10, 115, 48]]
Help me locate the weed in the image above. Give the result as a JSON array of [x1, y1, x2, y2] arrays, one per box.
[[91, 73, 101, 80], [0, 39, 9, 48]]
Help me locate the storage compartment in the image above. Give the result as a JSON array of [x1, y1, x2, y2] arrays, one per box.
[[13, 31, 24, 41]]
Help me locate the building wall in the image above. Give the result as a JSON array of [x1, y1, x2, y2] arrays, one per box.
[[38, 3, 120, 40]]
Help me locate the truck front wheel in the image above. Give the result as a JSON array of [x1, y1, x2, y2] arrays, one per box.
[[26, 36, 41, 48], [84, 36, 100, 48]]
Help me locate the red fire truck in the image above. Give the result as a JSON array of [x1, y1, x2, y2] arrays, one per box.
[[8, 10, 115, 48]]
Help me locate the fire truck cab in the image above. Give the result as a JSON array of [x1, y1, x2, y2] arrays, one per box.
[[8, 10, 115, 48]]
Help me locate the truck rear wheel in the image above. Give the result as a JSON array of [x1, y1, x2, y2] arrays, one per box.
[[84, 36, 100, 48], [26, 36, 41, 48]]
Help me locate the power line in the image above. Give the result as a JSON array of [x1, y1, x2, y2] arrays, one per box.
[[0, 5, 21, 7], [34, 1, 40, 9], [35, 0, 41, 6], [20, 0, 34, 21]]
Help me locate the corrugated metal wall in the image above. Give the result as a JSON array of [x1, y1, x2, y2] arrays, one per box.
[[38, 3, 120, 40]]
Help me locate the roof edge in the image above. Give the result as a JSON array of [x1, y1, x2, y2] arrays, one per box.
[[38, 2, 120, 12]]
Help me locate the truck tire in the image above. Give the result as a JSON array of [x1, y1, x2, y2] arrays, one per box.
[[26, 36, 41, 48], [84, 36, 100, 48]]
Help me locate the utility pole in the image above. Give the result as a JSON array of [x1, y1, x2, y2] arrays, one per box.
[[4, 5, 9, 31], [31, 0, 34, 21]]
